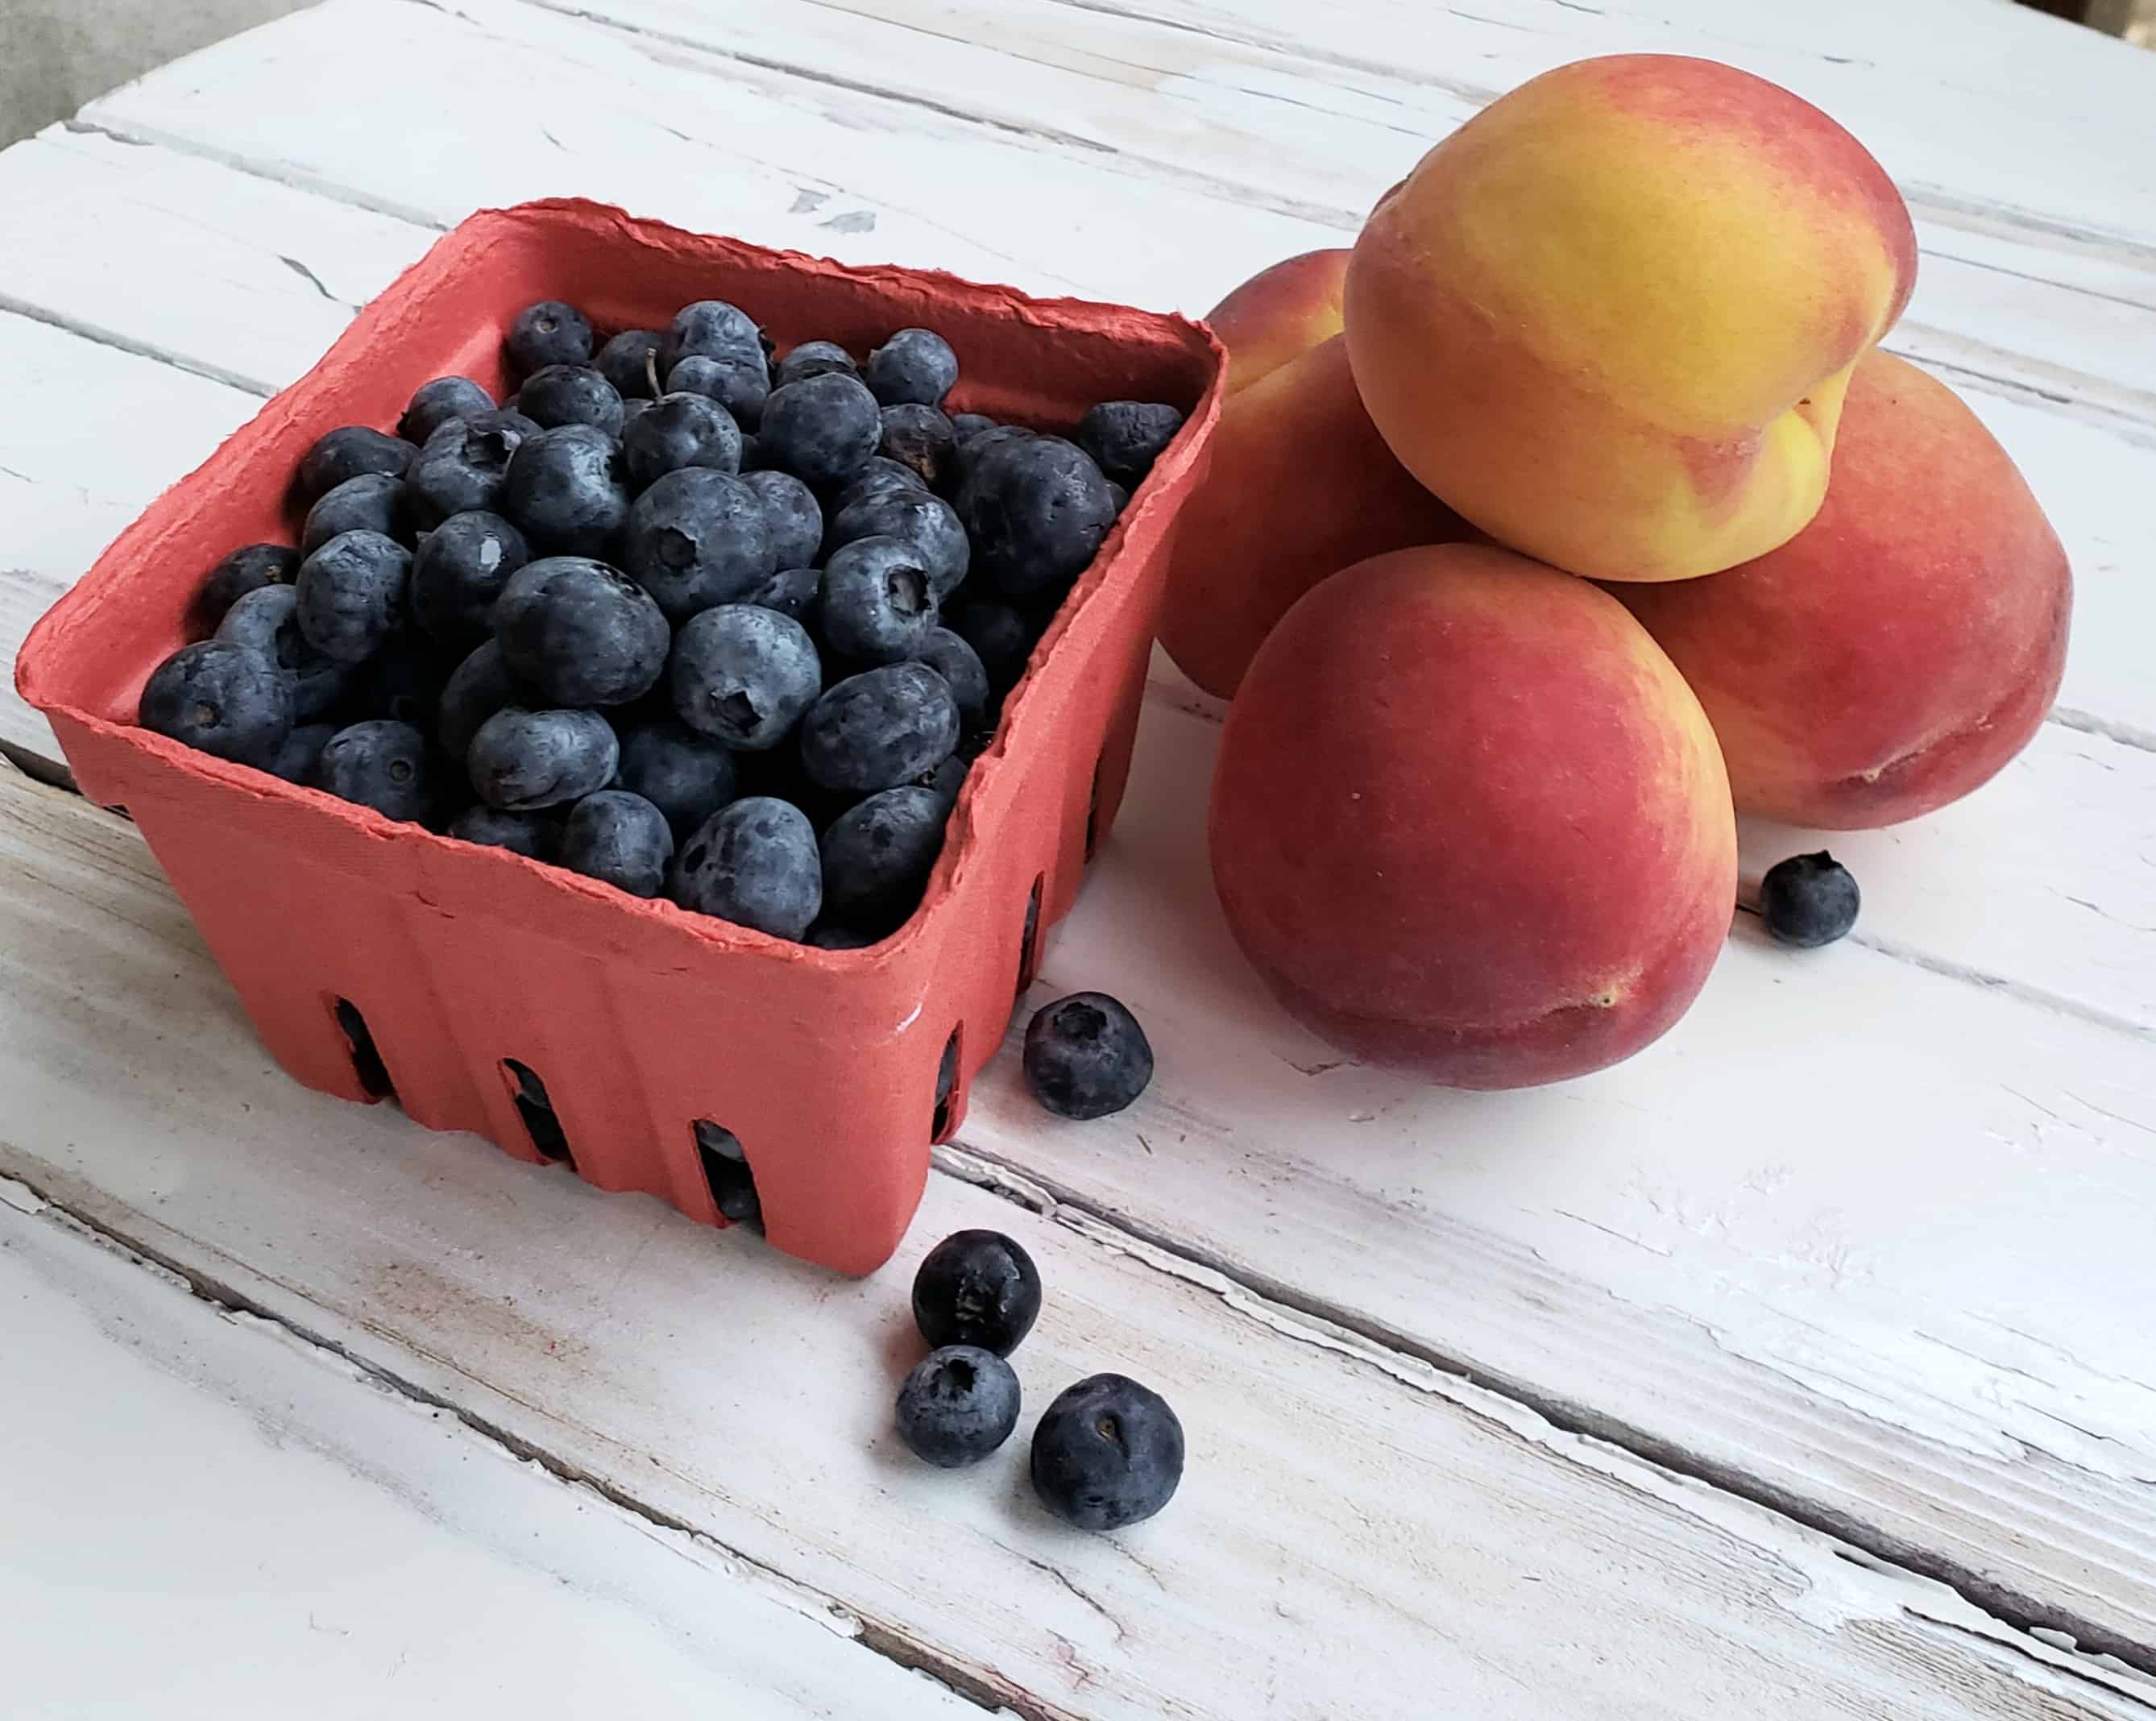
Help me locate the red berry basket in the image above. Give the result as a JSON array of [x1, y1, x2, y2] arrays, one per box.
[[17, 199, 1225, 1275]]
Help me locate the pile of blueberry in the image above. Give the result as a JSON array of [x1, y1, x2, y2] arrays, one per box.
[[139, 295, 1185, 946], [900, 1228, 1185, 1531]]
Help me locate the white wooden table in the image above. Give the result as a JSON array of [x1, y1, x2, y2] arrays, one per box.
[[2, 2, 2153, 1714]]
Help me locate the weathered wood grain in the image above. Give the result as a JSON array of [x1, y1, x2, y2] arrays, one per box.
[[0, 1183, 987, 1719], [69, 0, 2156, 742], [0, 0, 2150, 1704], [0, 765, 2149, 1719]]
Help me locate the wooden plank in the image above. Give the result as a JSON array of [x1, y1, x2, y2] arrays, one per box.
[[544, 0, 2156, 407], [856, 0, 2156, 252], [0, 765, 2147, 1720], [73, 0, 2156, 741], [0, 1186, 986, 1720], [950, 689, 2156, 1665], [0, 311, 259, 769], [0, 126, 436, 393], [0, 23, 2140, 1018], [0, 0, 2146, 1673]]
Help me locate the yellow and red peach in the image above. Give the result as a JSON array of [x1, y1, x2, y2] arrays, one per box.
[[1611, 351, 2071, 828], [1210, 543, 1735, 1088], [1345, 54, 1919, 583], [1161, 252, 1468, 699], [1205, 249, 1351, 398]]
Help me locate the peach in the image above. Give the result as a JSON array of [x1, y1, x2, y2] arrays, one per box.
[[1345, 54, 1919, 583], [1210, 543, 1735, 1088], [1610, 352, 2071, 828], [1161, 251, 1468, 699], [1205, 249, 1350, 397]]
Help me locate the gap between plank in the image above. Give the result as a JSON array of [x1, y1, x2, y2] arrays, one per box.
[[928, 1138, 2156, 1686], [1135, 678, 2156, 1043], [60, 56, 2156, 446], [5, 1134, 2150, 1711], [0, 297, 274, 400], [0, 1163, 1076, 1721]]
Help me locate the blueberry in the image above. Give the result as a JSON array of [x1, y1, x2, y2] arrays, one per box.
[[956, 435, 1116, 604], [350, 633, 457, 732], [447, 803, 561, 860], [773, 340, 856, 389], [623, 468, 776, 621], [317, 720, 433, 823], [936, 1032, 960, 1115], [661, 300, 764, 374], [950, 422, 1034, 482], [303, 471, 409, 554], [694, 1121, 762, 1225], [1030, 1374, 1184, 1530], [864, 327, 957, 408], [467, 707, 620, 811], [829, 455, 927, 518], [878, 404, 956, 487], [1076, 400, 1184, 489], [948, 412, 997, 447], [943, 600, 1035, 699], [670, 604, 822, 751], [670, 796, 822, 940], [501, 425, 632, 558], [827, 489, 968, 599], [665, 356, 769, 430], [620, 397, 653, 434], [624, 391, 744, 491], [1024, 993, 1154, 1120], [740, 562, 821, 622], [914, 627, 990, 731], [819, 537, 938, 666], [508, 301, 595, 376], [798, 662, 959, 797], [911, 1229, 1041, 1356], [411, 510, 529, 644], [450, 406, 545, 446], [299, 425, 413, 500], [437, 638, 524, 768], [268, 721, 337, 786], [518, 364, 625, 437], [739, 470, 823, 572], [896, 1346, 1021, 1469], [197, 543, 300, 628], [924, 753, 968, 811], [216, 584, 352, 722], [1760, 851, 1860, 948], [617, 718, 740, 840], [1106, 480, 1130, 516], [757, 371, 881, 487], [736, 433, 762, 472], [592, 330, 665, 400], [819, 785, 947, 933], [139, 640, 293, 769], [400, 376, 495, 446], [805, 920, 878, 950], [294, 529, 411, 664], [559, 790, 675, 898], [406, 417, 529, 531], [495, 556, 670, 707]]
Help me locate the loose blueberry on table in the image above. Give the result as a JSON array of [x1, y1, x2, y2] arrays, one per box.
[[912, 1229, 1042, 1356], [136, 294, 1184, 952], [1023, 992, 1155, 1120], [895, 1345, 1023, 1468], [1758, 852, 1861, 948], [1030, 1373, 1184, 1530]]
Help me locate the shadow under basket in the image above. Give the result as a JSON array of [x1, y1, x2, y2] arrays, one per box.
[[15, 198, 1225, 1275]]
